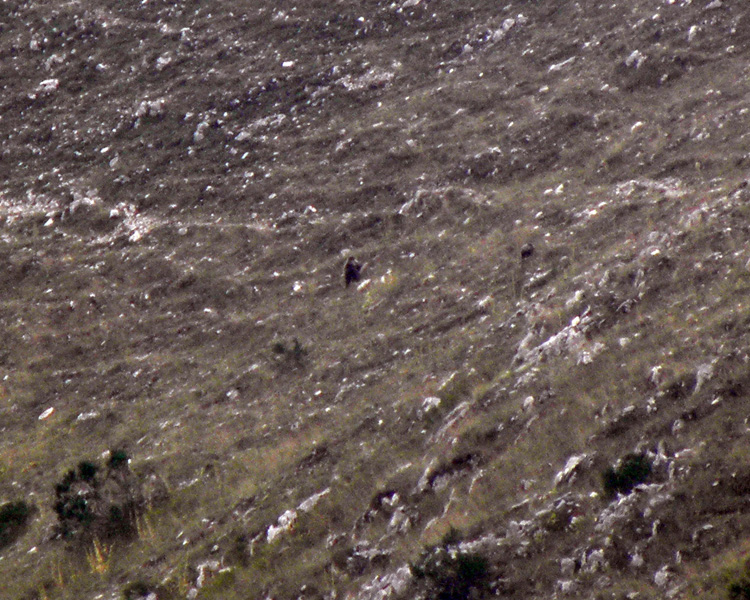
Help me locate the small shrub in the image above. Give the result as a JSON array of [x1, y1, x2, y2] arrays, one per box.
[[78, 461, 99, 482], [122, 579, 181, 600], [728, 577, 750, 600], [86, 538, 112, 574], [271, 338, 307, 368], [53, 450, 146, 541], [198, 568, 237, 597], [602, 452, 652, 498], [411, 540, 490, 600], [0, 500, 32, 547], [441, 526, 463, 546], [109, 449, 130, 470], [291, 338, 306, 362], [437, 372, 472, 411], [122, 581, 152, 600]]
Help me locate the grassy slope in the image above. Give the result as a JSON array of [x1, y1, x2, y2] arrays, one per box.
[[1, 0, 750, 598]]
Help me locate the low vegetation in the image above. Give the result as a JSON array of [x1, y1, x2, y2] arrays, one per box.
[[411, 532, 491, 600], [602, 453, 653, 498], [0, 500, 32, 548], [53, 451, 145, 541], [2, 0, 750, 599]]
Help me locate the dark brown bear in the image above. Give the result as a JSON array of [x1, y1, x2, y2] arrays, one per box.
[[344, 256, 362, 287]]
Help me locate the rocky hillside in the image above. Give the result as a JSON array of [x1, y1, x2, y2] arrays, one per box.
[[2, 0, 750, 599]]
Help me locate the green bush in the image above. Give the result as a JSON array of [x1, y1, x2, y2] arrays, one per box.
[[728, 576, 750, 600], [271, 338, 307, 368], [109, 449, 130, 470], [122, 579, 182, 600], [602, 452, 652, 498], [0, 500, 32, 547], [53, 450, 145, 540], [411, 540, 490, 600], [54, 465, 97, 530], [78, 460, 99, 482], [122, 581, 152, 600]]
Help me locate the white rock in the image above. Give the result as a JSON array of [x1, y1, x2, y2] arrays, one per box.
[[195, 560, 222, 588], [457, 533, 501, 555], [560, 557, 576, 577], [625, 50, 646, 69], [298, 488, 330, 512], [77, 411, 99, 421], [430, 401, 470, 444], [193, 120, 210, 143], [156, 54, 173, 70], [549, 57, 576, 72], [37, 78, 60, 94], [356, 565, 412, 600], [583, 549, 606, 573], [134, 98, 167, 119], [387, 507, 411, 534], [416, 458, 439, 493], [649, 365, 664, 386], [694, 360, 716, 393], [566, 289, 585, 308], [555, 454, 588, 486], [267, 509, 297, 543], [654, 565, 670, 587], [557, 580, 577, 595], [38, 407, 55, 420]]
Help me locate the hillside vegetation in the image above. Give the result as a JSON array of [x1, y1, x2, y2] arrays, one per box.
[[2, 1, 750, 599]]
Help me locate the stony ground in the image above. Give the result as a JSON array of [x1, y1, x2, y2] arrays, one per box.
[[2, 0, 750, 599]]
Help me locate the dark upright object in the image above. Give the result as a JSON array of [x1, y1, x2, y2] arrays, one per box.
[[344, 257, 362, 287]]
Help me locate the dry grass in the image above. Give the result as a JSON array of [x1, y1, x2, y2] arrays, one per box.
[[2, 1, 750, 599]]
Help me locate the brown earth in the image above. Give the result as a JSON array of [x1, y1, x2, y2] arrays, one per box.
[[1, 1, 750, 599]]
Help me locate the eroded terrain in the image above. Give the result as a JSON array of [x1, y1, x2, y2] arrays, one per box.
[[2, 1, 750, 599]]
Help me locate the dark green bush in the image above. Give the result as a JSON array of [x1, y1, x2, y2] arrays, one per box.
[[411, 541, 490, 600], [728, 575, 750, 600], [441, 526, 463, 546], [122, 579, 180, 600], [109, 449, 130, 470], [53, 450, 144, 540], [271, 338, 307, 368], [603, 452, 652, 498], [78, 460, 99, 482], [0, 500, 32, 547], [122, 581, 152, 600], [54, 464, 99, 534], [729, 582, 750, 600]]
